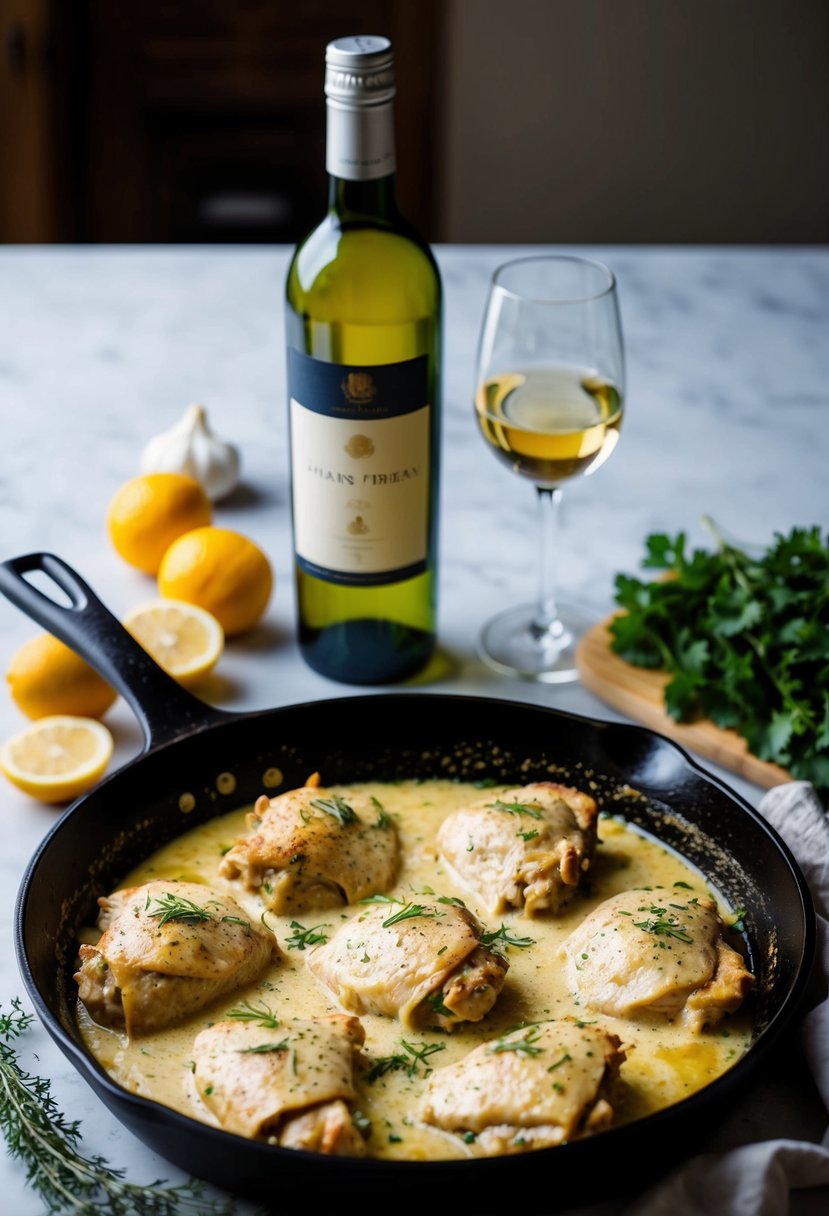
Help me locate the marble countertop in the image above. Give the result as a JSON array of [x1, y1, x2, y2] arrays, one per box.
[[0, 244, 827, 1212]]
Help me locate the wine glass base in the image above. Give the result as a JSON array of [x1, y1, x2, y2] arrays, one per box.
[[477, 602, 591, 684]]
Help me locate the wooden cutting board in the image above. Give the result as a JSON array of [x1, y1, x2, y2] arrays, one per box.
[[575, 616, 792, 790]]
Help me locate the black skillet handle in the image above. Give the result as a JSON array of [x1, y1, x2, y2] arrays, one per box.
[[0, 552, 234, 752]]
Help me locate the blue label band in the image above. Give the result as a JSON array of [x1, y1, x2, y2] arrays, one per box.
[[288, 349, 429, 421]]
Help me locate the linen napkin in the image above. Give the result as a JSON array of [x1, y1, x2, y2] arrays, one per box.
[[582, 781, 829, 1216]]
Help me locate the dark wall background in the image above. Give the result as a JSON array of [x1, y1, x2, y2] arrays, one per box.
[[1, 0, 827, 245], [439, 0, 829, 244]]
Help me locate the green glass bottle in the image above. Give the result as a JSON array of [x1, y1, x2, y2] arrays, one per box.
[[285, 35, 442, 685]]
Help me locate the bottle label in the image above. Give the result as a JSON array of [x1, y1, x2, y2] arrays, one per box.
[[288, 349, 430, 586]]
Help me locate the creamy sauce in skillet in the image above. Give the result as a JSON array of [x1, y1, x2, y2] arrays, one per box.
[[76, 781, 752, 1159]]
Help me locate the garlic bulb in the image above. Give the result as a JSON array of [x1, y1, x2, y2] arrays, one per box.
[[141, 404, 241, 501]]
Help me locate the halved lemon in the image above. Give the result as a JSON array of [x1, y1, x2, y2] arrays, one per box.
[[0, 716, 114, 803], [123, 598, 224, 686]]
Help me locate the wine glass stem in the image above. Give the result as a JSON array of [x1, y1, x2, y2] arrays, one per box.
[[532, 485, 564, 639]]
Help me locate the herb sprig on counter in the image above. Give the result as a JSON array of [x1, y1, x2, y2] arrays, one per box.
[[610, 520, 829, 800], [0, 999, 235, 1215]]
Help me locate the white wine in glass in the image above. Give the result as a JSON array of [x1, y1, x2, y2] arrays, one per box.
[[473, 255, 625, 682]]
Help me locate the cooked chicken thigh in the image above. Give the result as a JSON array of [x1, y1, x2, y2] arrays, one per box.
[[219, 781, 399, 914], [421, 1020, 625, 1154], [74, 880, 276, 1038], [436, 782, 599, 917], [561, 887, 754, 1031], [193, 1013, 366, 1153], [307, 899, 508, 1031]]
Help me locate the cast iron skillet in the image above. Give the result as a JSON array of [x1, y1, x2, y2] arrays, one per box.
[[0, 553, 816, 1212]]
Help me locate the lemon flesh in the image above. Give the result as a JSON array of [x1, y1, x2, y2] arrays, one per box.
[[123, 599, 224, 686], [0, 716, 114, 803]]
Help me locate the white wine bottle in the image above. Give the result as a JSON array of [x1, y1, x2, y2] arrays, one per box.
[[285, 34, 442, 684]]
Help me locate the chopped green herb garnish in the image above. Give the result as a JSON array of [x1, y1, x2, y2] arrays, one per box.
[[226, 1001, 281, 1029], [372, 797, 392, 829], [489, 1025, 544, 1056], [381, 902, 437, 928], [632, 905, 693, 943], [358, 893, 404, 906], [480, 924, 536, 949], [310, 795, 358, 826], [517, 829, 539, 842], [547, 1052, 572, 1072], [236, 1040, 290, 1055], [487, 799, 543, 820], [365, 1039, 446, 1083], [284, 920, 331, 951], [144, 892, 212, 927], [425, 991, 455, 1020]]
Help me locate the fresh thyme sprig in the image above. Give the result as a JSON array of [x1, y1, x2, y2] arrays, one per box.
[[226, 1000, 281, 1028], [144, 891, 212, 926], [632, 903, 693, 943], [144, 893, 249, 932], [310, 796, 358, 826], [364, 1039, 446, 1083], [489, 1025, 544, 1057], [236, 1040, 290, 1055], [371, 797, 392, 829], [284, 921, 331, 951], [480, 924, 536, 949], [381, 903, 437, 929], [0, 998, 235, 1215], [487, 799, 543, 820]]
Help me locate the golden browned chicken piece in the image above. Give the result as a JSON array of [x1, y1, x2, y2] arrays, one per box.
[[74, 879, 276, 1038], [193, 1013, 366, 1153], [561, 887, 754, 1031], [436, 782, 599, 917], [306, 898, 508, 1031], [219, 781, 399, 914], [421, 1020, 625, 1154]]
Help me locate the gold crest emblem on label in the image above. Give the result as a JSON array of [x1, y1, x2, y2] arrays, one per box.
[[342, 371, 377, 404], [345, 433, 375, 458]]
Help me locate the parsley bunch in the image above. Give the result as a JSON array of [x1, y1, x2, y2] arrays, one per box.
[[610, 520, 829, 801]]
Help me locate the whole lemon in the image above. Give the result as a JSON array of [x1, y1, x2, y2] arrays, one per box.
[[6, 633, 117, 720], [107, 472, 213, 575], [157, 526, 273, 636]]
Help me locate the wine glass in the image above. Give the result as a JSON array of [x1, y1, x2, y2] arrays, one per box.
[[473, 254, 625, 682]]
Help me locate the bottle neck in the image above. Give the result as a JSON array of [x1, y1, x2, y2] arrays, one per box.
[[325, 97, 397, 219], [328, 173, 398, 223]]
